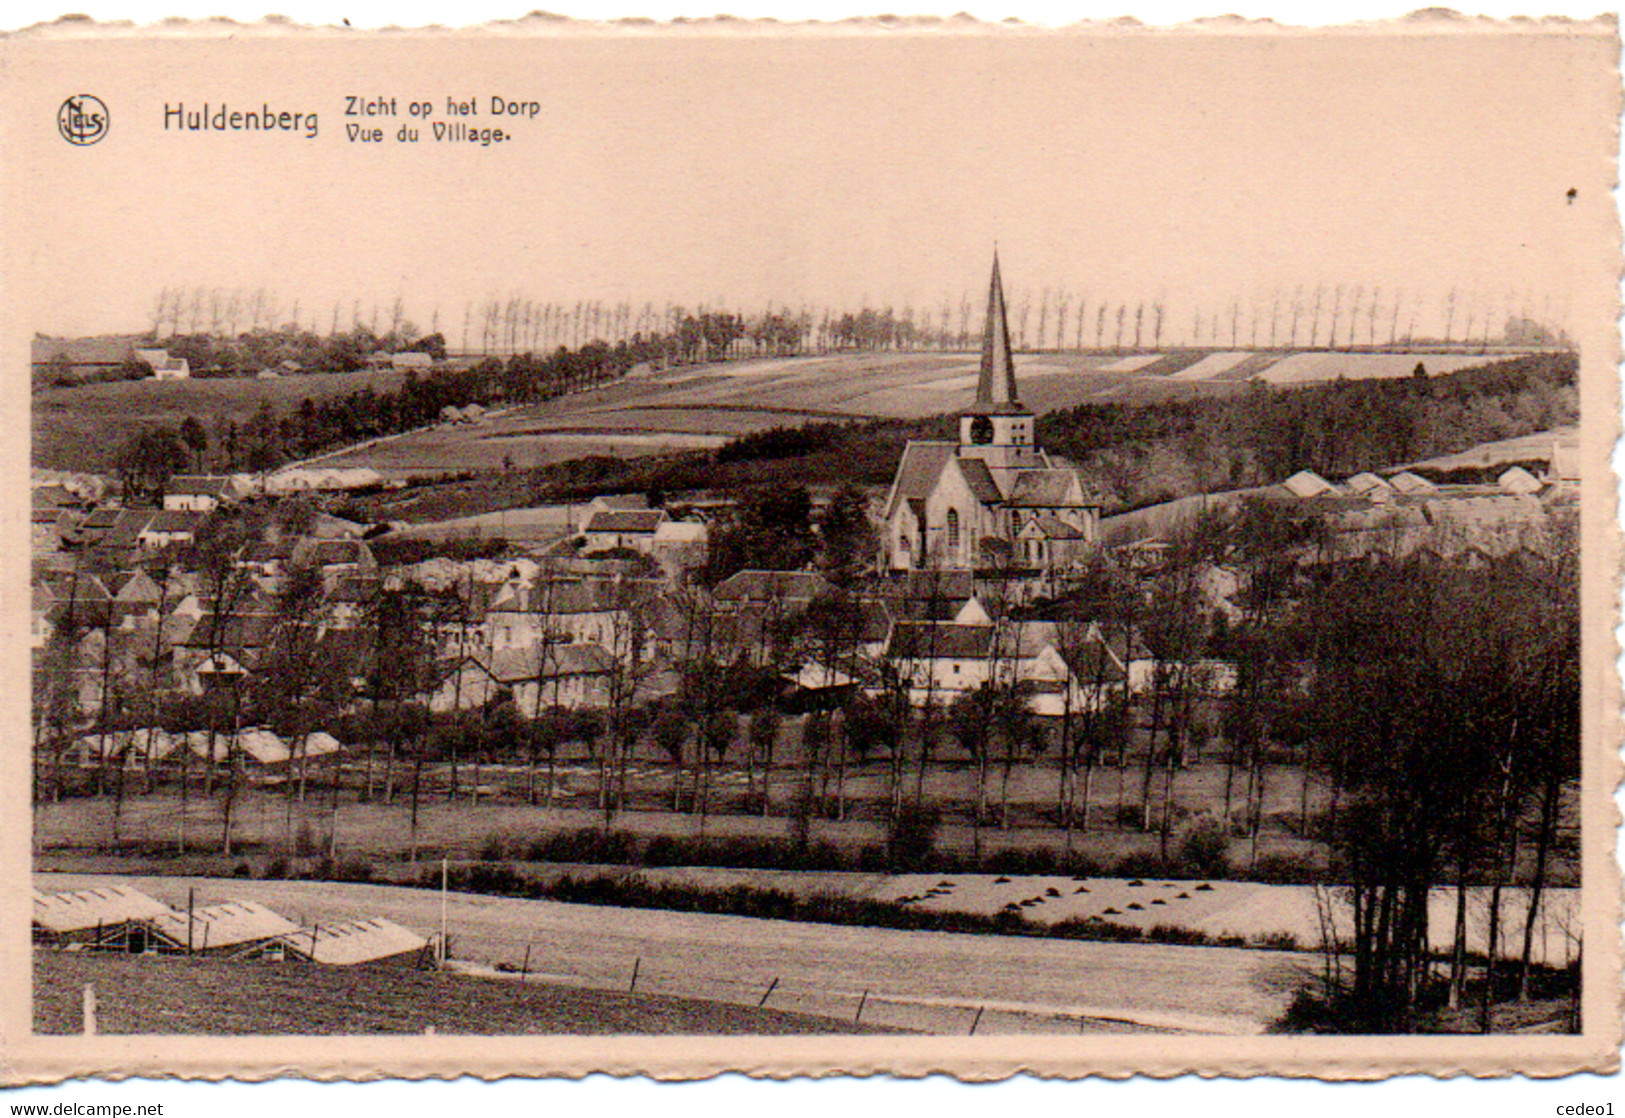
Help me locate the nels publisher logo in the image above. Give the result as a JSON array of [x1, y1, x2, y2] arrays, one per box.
[[58, 94, 109, 145]]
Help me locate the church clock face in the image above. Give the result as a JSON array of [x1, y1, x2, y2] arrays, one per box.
[[968, 415, 994, 445]]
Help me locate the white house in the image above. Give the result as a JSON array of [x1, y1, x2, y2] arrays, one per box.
[[136, 509, 205, 550], [581, 509, 667, 554], [163, 475, 233, 512], [135, 348, 191, 380]]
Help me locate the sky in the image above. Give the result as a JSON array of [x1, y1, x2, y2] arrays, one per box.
[[5, 17, 1613, 345]]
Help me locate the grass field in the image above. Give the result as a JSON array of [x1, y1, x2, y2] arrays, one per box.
[[36, 873, 1313, 1033], [303, 347, 1536, 479], [32, 369, 411, 472], [35, 744, 1577, 886], [34, 948, 878, 1035], [33, 346, 1536, 476], [33, 753, 1347, 868], [308, 351, 1236, 476]]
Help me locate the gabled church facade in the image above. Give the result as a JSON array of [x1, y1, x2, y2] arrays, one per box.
[[882, 255, 1101, 574]]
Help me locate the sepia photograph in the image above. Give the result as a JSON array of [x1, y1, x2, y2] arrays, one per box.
[[2, 10, 1619, 1081]]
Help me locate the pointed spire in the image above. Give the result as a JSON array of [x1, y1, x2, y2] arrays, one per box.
[[976, 251, 1021, 409]]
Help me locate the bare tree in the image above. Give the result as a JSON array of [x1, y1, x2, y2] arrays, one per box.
[[148, 289, 170, 338]]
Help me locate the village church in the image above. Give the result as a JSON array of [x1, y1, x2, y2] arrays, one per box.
[[882, 256, 1101, 574]]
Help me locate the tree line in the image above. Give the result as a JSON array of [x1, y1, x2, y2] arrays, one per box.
[[144, 281, 1572, 367]]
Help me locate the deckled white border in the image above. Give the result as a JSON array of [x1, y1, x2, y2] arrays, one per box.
[[1, 1, 1619, 1108], [0, 0, 1613, 32]]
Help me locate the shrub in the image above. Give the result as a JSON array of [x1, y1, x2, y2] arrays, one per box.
[[523, 828, 637, 865], [1250, 930, 1304, 952], [641, 836, 681, 867], [1050, 917, 1144, 943], [1173, 812, 1231, 878], [886, 803, 940, 872], [1110, 851, 1167, 880], [985, 847, 1059, 875], [333, 857, 376, 883], [1245, 853, 1327, 885], [1146, 923, 1212, 946], [1113, 804, 1145, 830]]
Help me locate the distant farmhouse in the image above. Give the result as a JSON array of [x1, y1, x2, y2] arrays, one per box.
[[882, 256, 1101, 576], [134, 348, 191, 380]]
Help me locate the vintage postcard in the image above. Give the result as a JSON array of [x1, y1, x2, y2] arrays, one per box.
[[0, 11, 1619, 1083]]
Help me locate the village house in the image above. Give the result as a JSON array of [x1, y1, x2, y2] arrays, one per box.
[[134, 348, 191, 380], [163, 475, 235, 512], [32, 508, 68, 552], [30, 581, 56, 649], [174, 611, 279, 694], [485, 577, 652, 661], [884, 620, 997, 705], [430, 644, 615, 713], [137, 509, 206, 551], [64, 507, 125, 551], [581, 508, 667, 554], [651, 519, 709, 576], [288, 537, 378, 588], [107, 568, 166, 628]]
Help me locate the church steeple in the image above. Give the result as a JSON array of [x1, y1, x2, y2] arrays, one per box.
[[974, 250, 1021, 411], [959, 253, 1039, 478]]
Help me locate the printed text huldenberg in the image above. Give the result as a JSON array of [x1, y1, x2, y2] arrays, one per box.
[[164, 102, 318, 138]]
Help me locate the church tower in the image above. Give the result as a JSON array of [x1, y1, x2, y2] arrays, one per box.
[[958, 252, 1041, 485]]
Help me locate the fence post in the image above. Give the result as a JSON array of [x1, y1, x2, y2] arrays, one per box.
[[969, 1005, 984, 1035], [82, 984, 97, 1036], [629, 956, 640, 994], [855, 989, 869, 1024], [758, 977, 779, 1008], [520, 944, 531, 982]]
